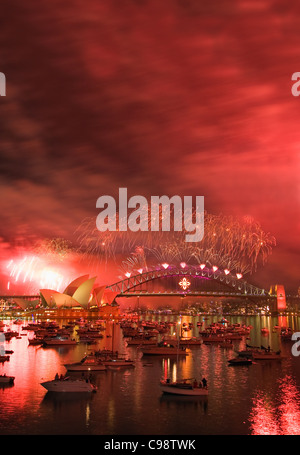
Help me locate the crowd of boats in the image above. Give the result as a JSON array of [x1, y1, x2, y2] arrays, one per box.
[[0, 316, 296, 394]]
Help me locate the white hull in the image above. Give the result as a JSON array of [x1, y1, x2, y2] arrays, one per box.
[[160, 382, 208, 396], [41, 379, 97, 393]]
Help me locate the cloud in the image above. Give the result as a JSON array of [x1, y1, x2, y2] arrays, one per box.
[[0, 0, 299, 291]]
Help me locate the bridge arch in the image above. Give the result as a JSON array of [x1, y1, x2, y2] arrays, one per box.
[[106, 265, 267, 297]]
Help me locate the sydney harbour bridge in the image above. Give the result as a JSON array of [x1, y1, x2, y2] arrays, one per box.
[[105, 263, 286, 312], [1, 262, 288, 313]]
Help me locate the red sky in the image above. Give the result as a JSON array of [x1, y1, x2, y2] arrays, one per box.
[[0, 0, 299, 294]]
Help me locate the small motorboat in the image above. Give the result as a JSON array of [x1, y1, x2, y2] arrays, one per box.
[[43, 336, 77, 346], [179, 337, 203, 346], [252, 350, 283, 360], [28, 338, 44, 345], [0, 355, 10, 363], [64, 356, 107, 372], [228, 357, 252, 366], [141, 341, 188, 356], [160, 379, 208, 396], [40, 376, 97, 393], [0, 374, 15, 384], [237, 350, 254, 358]]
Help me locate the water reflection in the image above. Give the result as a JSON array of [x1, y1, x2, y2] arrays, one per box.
[[249, 375, 300, 435], [1, 315, 300, 435], [160, 394, 208, 411]]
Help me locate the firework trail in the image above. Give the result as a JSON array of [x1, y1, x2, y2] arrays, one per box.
[[4, 238, 76, 293], [75, 210, 276, 277]]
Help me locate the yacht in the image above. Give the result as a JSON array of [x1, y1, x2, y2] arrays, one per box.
[[43, 336, 77, 346], [40, 376, 97, 393], [252, 350, 283, 360], [0, 374, 15, 384], [64, 356, 107, 371], [160, 378, 208, 396]]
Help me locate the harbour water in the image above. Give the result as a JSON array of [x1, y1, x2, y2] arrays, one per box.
[[1, 314, 300, 436]]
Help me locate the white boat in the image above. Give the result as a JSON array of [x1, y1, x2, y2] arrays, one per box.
[[40, 376, 97, 393], [0, 374, 15, 384], [64, 356, 107, 371], [160, 379, 208, 396], [43, 336, 77, 346]]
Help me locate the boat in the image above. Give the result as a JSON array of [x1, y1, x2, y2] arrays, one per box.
[[28, 338, 44, 345], [236, 349, 254, 358], [64, 356, 107, 371], [43, 336, 77, 346], [280, 328, 293, 341], [100, 358, 135, 367], [160, 378, 208, 396], [4, 331, 18, 340], [141, 341, 189, 356], [200, 334, 226, 344], [126, 337, 157, 346], [0, 374, 15, 384], [0, 355, 10, 363], [252, 350, 283, 360], [228, 357, 252, 365], [178, 337, 203, 346], [78, 336, 97, 344], [40, 376, 97, 393]]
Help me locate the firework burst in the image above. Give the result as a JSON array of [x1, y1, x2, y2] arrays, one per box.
[[75, 211, 276, 277]]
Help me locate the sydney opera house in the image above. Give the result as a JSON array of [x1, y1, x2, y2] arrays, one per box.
[[12, 275, 120, 318]]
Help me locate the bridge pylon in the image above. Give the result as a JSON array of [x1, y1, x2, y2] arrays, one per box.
[[270, 284, 287, 312]]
